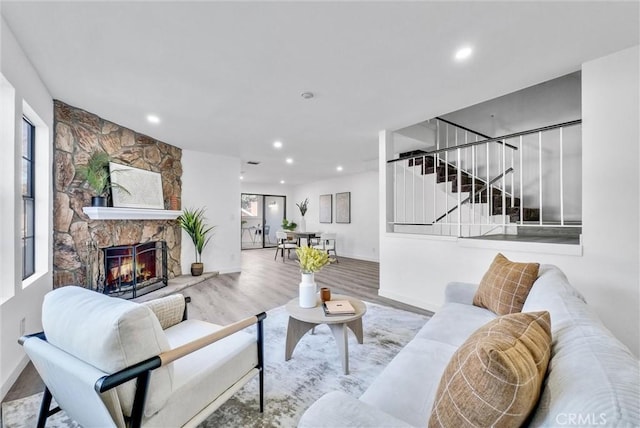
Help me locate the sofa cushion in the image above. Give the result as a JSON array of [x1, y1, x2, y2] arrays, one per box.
[[145, 319, 259, 427], [523, 265, 640, 426], [429, 311, 552, 428], [42, 286, 173, 418], [360, 338, 458, 426], [414, 302, 495, 347], [473, 253, 539, 315], [299, 391, 413, 427]]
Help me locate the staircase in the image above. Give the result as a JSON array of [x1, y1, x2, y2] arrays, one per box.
[[390, 118, 582, 241], [405, 153, 540, 224]]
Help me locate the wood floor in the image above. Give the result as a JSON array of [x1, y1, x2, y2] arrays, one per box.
[[3, 249, 431, 404]]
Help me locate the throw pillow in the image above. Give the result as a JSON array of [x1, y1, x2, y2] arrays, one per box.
[[428, 311, 552, 428], [473, 252, 540, 315], [142, 294, 186, 329]]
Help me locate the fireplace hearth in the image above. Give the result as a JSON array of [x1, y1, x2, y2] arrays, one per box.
[[102, 241, 168, 298]]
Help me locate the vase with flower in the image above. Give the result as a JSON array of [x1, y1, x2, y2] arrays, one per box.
[[296, 198, 309, 232], [296, 246, 331, 308]]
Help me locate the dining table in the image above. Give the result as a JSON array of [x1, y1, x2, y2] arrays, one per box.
[[287, 231, 320, 247]]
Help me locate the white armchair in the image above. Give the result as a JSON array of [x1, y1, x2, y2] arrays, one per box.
[[20, 286, 266, 428]]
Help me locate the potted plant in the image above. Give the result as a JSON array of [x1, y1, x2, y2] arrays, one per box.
[[295, 246, 332, 308], [281, 218, 297, 231], [177, 207, 215, 276], [296, 198, 309, 232], [76, 150, 129, 207]]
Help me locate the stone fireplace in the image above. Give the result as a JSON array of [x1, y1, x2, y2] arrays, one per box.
[[53, 101, 183, 290], [102, 241, 167, 298]]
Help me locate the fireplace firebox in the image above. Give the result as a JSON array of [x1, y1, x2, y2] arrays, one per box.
[[102, 241, 167, 298]]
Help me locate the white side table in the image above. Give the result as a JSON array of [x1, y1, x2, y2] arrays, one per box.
[[285, 294, 366, 374]]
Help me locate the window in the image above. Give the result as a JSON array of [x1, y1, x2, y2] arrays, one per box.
[[241, 194, 259, 217], [22, 117, 35, 279]]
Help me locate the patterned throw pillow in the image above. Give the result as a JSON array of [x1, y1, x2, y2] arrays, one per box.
[[142, 294, 186, 329], [473, 253, 540, 315], [429, 311, 552, 428]]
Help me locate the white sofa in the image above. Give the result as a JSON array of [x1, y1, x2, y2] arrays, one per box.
[[299, 265, 640, 427]]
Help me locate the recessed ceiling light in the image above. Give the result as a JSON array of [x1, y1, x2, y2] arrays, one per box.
[[301, 91, 314, 99], [273, 141, 283, 149], [146, 114, 160, 124], [239, 175, 244, 180], [280, 180, 285, 184], [336, 166, 343, 172], [286, 158, 293, 164], [455, 46, 473, 61]]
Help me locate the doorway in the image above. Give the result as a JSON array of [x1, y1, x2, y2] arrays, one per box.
[[241, 193, 286, 249]]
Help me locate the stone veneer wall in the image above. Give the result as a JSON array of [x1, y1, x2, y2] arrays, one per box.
[[53, 100, 182, 289]]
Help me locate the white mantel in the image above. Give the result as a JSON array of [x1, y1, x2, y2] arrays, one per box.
[[82, 207, 182, 220]]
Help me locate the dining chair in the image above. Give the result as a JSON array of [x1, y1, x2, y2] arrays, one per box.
[[312, 233, 338, 262], [308, 232, 322, 247], [253, 224, 262, 244], [264, 225, 271, 244], [274, 231, 297, 262]]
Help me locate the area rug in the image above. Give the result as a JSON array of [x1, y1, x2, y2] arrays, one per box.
[[2, 302, 429, 428]]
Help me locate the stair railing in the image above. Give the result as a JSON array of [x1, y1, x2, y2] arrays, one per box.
[[434, 167, 514, 223], [389, 120, 518, 236], [388, 118, 582, 238]]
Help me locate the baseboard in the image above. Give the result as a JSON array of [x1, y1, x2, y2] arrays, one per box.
[[217, 266, 241, 274], [0, 354, 29, 402], [378, 290, 441, 314], [338, 253, 379, 263]]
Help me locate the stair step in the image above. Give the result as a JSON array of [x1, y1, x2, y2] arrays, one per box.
[[491, 196, 521, 207], [451, 174, 473, 185], [473, 191, 505, 203], [423, 166, 436, 174], [494, 207, 540, 222], [400, 150, 429, 160], [408, 156, 436, 167], [407, 155, 542, 224], [435, 165, 459, 182], [518, 225, 582, 237], [452, 182, 486, 194]]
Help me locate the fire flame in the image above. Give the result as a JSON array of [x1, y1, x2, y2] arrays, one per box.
[[108, 257, 151, 285]]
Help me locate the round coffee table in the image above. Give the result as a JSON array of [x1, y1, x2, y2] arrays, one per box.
[[285, 294, 366, 374]]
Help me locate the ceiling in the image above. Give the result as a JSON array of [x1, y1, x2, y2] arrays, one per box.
[[395, 71, 582, 153], [1, 2, 638, 185]]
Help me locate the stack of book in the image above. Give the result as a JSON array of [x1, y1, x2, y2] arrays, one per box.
[[322, 300, 356, 316]]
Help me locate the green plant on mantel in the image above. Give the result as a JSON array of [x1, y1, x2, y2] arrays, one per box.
[[76, 150, 130, 198]]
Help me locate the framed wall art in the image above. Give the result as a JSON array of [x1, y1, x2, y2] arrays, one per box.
[[319, 194, 332, 223], [336, 191, 351, 223], [109, 162, 164, 209]]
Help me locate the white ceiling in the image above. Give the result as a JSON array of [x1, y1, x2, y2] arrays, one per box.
[[441, 71, 582, 138], [394, 71, 583, 153], [1, 1, 638, 185]]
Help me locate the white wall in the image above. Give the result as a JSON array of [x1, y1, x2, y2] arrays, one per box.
[[242, 174, 379, 261], [0, 17, 54, 399], [181, 150, 241, 274], [580, 45, 639, 355], [379, 45, 640, 356], [293, 171, 379, 262]]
